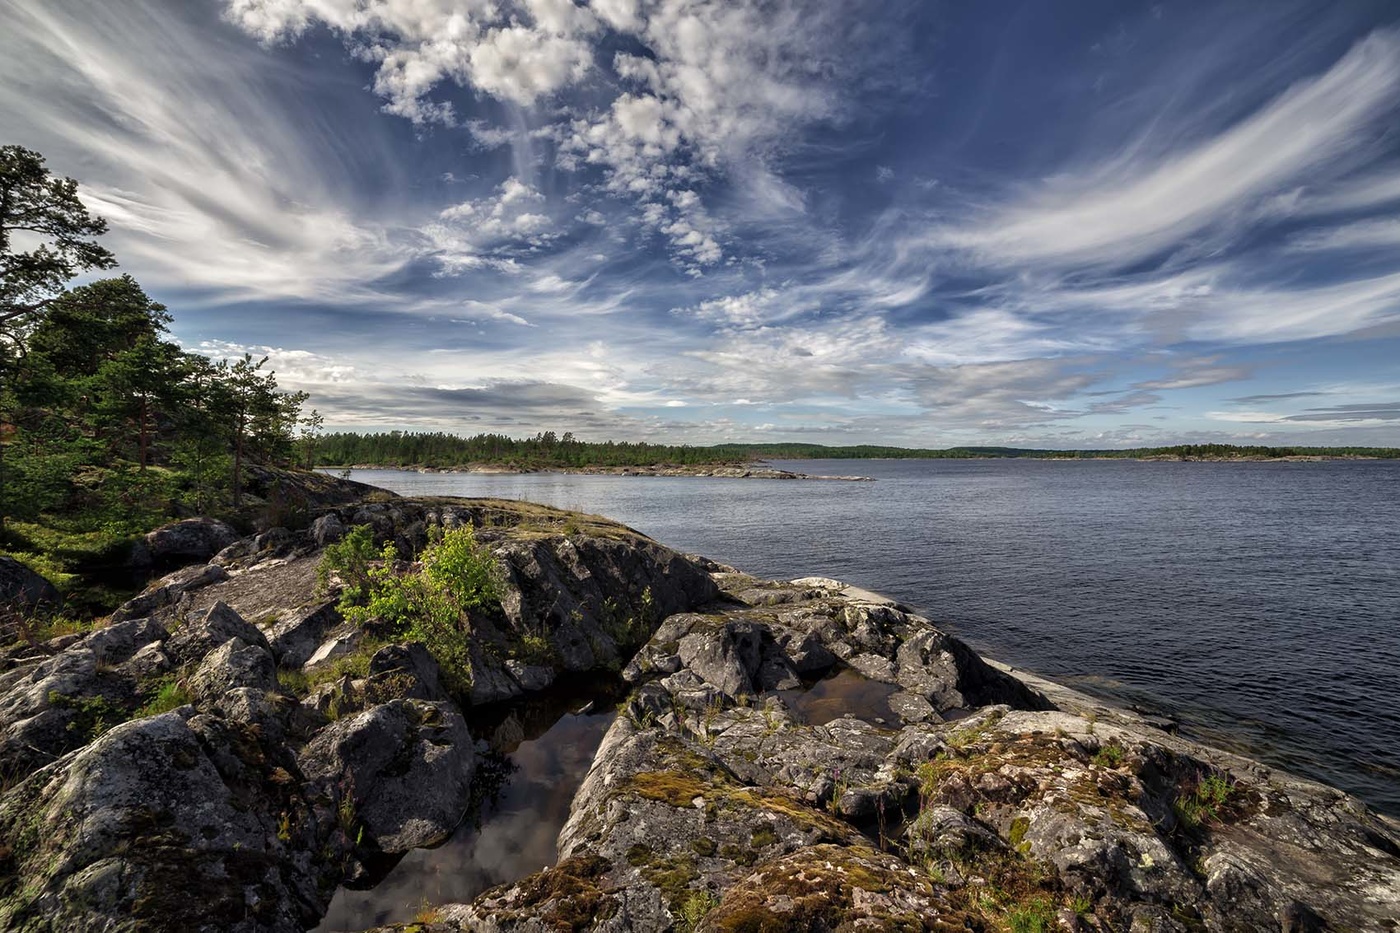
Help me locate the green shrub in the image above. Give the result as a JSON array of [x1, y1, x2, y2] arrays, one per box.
[[329, 525, 501, 695], [1005, 897, 1056, 933], [48, 691, 124, 741], [1093, 741, 1126, 769], [317, 524, 376, 603]]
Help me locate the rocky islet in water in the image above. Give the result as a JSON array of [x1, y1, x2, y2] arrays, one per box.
[[0, 488, 1397, 931]]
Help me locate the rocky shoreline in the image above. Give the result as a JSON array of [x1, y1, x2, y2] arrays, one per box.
[[1, 492, 1397, 932], [333, 464, 875, 481]]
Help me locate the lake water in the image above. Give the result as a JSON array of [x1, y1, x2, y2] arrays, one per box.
[[334, 459, 1400, 819]]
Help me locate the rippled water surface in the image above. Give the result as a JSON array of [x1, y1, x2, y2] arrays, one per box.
[[340, 459, 1400, 817]]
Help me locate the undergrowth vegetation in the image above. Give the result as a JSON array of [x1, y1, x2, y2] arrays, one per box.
[[319, 523, 502, 694]]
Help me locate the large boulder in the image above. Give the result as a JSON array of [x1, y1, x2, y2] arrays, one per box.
[[298, 698, 477, 853], [0, 711, 330, 932], [189, 637, 278, 701], [130, 518, 239, 570], [109, 562, 229, 624], [166, 600, 271, 666], [0, 556, 60, 614]]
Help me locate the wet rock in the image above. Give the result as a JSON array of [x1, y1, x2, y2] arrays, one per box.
[[0, 556, 60, 613], [504, 659, 555, 692], [299, 698, 476, 853]]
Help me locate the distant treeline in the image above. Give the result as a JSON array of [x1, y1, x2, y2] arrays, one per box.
[[316, 433, 1400, 468]]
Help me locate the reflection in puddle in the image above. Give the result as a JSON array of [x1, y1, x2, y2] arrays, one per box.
[[780, 667, 900, 726], [314, 682, 620, 932]]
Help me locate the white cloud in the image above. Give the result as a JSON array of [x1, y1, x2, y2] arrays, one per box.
[[0, 0, 410, 304], [939, 30, 1400, 270], [224, 0, 595, 118], [220, 0, 868, 270], [1288, 218, 1400, 252], [425, 177, 560, 274]]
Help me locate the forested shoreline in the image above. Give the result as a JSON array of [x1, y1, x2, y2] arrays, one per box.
[[316, 431, 1400, 469], [1, 145, 316, 611]]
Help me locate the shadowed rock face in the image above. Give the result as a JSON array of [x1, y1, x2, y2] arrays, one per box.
[[2, 496, 1398, 933], [0, 496, 721, 932], [0, 557, 60, 615]]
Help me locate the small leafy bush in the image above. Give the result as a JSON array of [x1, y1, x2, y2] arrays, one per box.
[[317, 524, 376, 603], [1093, 741, 1126, 769], [327, 525, 502, 695]]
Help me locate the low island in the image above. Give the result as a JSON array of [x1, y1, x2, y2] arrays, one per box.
[[1, 478, 1397, 932]]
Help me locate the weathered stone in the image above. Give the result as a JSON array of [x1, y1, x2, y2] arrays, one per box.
[[303, 625, 362, 669], [130, 517, 239, 569], [676, 619, 763, 696], [80, 618, 168, 666], [266, 598, 343, 668], [366, 643, 447, 702], [166, 600, 270, 666], [120, 640, 173, 680], [108, 561, 229, 624], [190, 637, 278, 700], [504, 659, 555, 692], [0, 712, 328, 932], [298, 698, 476, 853], [310, 512, 346, 547]]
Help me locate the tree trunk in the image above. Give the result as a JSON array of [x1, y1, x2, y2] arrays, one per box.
[[232, 409, 245, 508]]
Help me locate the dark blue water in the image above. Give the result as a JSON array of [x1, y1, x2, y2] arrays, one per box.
[[338, 459, 1400, 817]]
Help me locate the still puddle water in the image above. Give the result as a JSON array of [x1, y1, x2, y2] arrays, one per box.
[[780, 667, 899, 726], [315, 683, 620, 931]]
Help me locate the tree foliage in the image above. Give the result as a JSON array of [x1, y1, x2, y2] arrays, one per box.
[[0, 147, 310, 539], [314, 433, 1400, 469], [0, 145, 116, 335]]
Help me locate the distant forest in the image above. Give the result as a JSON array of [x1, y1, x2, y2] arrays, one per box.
[[316, 432, 1400, 468]]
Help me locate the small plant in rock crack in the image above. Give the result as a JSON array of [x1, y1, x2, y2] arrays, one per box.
[[828, 768, 849, 814], [1093, 740, 1127, 769], [677, 889, 719, 931], [1173, 770, 1238, 831]]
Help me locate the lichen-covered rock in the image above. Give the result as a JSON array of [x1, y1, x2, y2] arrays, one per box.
[[190, 636, 278, 700], [266, 597, 343, 668], [0, 711, 328, 932], [0, 617, 169, 782], [443, 572, 1400, 933], [311, 512, 346, 547], [166, 600, 271, 666], [367, 642, 448, 702], [129, 517, 239, 570], [298, 698, 477, 853], [108, 561, 229, 624]]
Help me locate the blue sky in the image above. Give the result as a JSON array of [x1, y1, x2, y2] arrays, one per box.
[[3, 0, 1400, 447]]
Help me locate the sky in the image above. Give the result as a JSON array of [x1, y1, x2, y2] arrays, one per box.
[[2, 0, 1400, 448]]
